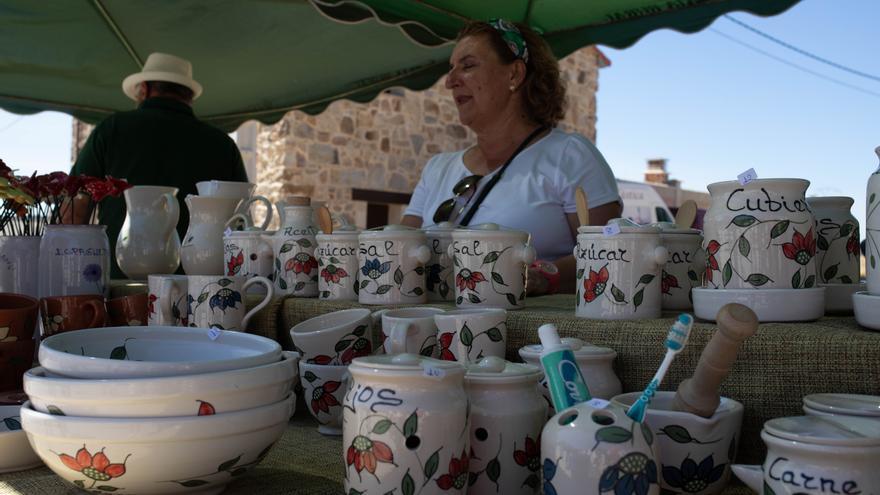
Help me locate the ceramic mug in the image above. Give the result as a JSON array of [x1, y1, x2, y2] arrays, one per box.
[[357, 226, 431, 305], [433, 308, 506, 363], [40, 295, 106, 336], [0, 293, 39, 343], [290, 308, 374, 365], [315, 231, 360, 301], [807, 196, 860, 285], [299, 362, 348, 436], [223, 231, 274, 284], [0, 340, 36, 391], [659, 229, 705, 311], [107, 292, 149, 327], [186, 275, 273, 331], [147, 275, 188, 326], [375, 307, 445, 357]]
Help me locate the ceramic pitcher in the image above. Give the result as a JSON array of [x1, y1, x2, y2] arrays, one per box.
[[575, 224, 667, 319], [464, 357, 546, 495], [807, 196, 860, 285], [868, 147, 880, 294], [657, 225, 705, 310], [449, 223, 535, 310], [343, 354, 468, 495], [271, 201, 318, 297], [38, 225, 110, 298], [115, 186, 180, 280], [196, 180, 273, 231], [315, 230, 359, 301], [180, 195, 240, 275], [424, 222, 455, 302], [0, 236, 40, 298], [358, 225, 431, 305], [702, 179, 816, 290]]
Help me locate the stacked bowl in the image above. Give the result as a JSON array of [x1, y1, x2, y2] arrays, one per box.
[[19, 326, 298, 494]]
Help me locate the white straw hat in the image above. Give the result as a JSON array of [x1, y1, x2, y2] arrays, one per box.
[[122, 52, 203, 101]]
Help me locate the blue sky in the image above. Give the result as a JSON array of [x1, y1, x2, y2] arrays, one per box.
[[0, 0, 877, 232]]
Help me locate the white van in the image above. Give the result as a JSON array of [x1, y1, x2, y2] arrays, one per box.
[[616, 179, 674, 225]]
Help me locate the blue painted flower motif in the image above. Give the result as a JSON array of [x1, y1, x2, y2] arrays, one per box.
[[661, 454, 726, 493], [360, 258, 391, 280], [599, 452, 658, 495], [426, 263, 443, 291], [82, 264, 102, 283], [543, 458, 558, 495], [209, 288, 242, 312]]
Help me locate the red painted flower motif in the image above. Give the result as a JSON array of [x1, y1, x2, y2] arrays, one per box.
[[583, 266, 609, 303], [311, 380, 341, 415], [147, 293, 157, 316], [307, 354, 334, 365], [436, 449, 470, 490], [340, 337, 372, 364], [286, 253, 318, 275], [438, 332, 456, 361], [197, 400, 215, 416], [320, 265, 349, 284], [513, 435, 540, 472], [456, 269, 486, 292], [705, 240, 721, 284], [661, 271, 680, 295], [781, 227, 816, 266], [347, 435, 394, 474], [227, 250, 244, 276], [847, 232, 859, 258], [59, 446, 129, 483]]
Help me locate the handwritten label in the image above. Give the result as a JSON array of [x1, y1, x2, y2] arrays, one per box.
[[422, 365, 446, 379], [603, 224, 621, 236], [737, 168, 757, 185], [208, 327, 222, 341], [587, 398, 610, 409]]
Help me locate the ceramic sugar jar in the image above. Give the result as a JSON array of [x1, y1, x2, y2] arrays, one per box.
[[424, 222, 455, 302], [654, 223, 705, 311], [343, 354, 469, 495], [315, 228, 360, 301], [574, 224, 667, 319], [449, 223, 536, 310], [464, 357, 546, 495], [271, 197, 318, 297], [357, 225, 431, 305]]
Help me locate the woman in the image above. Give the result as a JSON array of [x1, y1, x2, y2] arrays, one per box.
[[401, 19, 621, 295]]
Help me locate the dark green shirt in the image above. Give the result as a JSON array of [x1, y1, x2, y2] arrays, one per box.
[[71, 97, 248, 278]]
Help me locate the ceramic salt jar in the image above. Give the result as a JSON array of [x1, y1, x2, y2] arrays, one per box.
[[115, 185, 180, 279], [315, 227, 360, 301], [449, 223, 535, 310], [732, 416, 880, 495], [866, 147, 880, 295], [424, 222, 455, 302], [271, 197, 318, 297], [542, 400, 659, 495], [343, 354, 468, 495], [357, 225, 431, 305], [464, 357, 546, 495], [653, 222, 705, 311], [574, 222, 667, 319]]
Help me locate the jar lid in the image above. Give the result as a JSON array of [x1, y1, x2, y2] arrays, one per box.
[[316, 230, 360, 240], [764, 415, 880, 447], [359, 224, 426, 239], [464, 357, 541, 384], [518, 338, 616, 361], [224, 230, 268, 238], [649, 222, 702, 235], [577, 219, 660, 235], [424, 222, 456, 232], [350, 354, 465, 376], [451, 223, 529, 240], [803, 393, 880, 418]]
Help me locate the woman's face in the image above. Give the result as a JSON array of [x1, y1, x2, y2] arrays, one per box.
[[445, 34, 518, 131]]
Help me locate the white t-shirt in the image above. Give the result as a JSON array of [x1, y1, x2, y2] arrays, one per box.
[[404, 128, 620, 260]]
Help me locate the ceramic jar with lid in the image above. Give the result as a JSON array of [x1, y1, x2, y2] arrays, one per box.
[[449, 223, 536, 310], [223, 230, 273, 284], [732, 415, 880, 495], [652, 222, 705, 311], [802, 393, 880, 419], [574, 223, 667, 319], [271, 197, 318, 297], [424, 222, 455, 302], [343, 354, 468, 495], [357, 225, 431, 305], [464, 357, 546, 495], [315, 228, 360, 301]]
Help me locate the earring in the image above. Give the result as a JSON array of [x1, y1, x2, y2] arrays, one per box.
[[509, 85, 516, 92]]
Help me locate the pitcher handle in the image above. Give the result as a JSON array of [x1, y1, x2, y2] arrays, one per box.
[[240, 276, 274, 330], [242, 195, 274, 231], [162, 279, 183, 326], [83, 299, 107, 328], [387, 322, 413, 355], [155, 192, 180, 242], [225, 213, 251, 231]]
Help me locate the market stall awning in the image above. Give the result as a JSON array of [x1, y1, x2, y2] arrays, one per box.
[[0, 0, 800, 131]]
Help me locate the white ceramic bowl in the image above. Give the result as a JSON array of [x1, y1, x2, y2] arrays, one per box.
[[38, 326, 283, 379], [0, 404, 42, 473], [21, 395, 292, 494], [853, 291, 880, 331], [24, 351, 299, 418]]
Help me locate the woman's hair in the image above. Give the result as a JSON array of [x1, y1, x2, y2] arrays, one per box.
[[457, 21, 567, 128]]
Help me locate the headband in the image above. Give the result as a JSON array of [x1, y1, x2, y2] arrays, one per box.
[[488, 18, 529, 63]]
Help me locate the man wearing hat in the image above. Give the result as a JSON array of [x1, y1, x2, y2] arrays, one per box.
[[71, 52, 248, 278]]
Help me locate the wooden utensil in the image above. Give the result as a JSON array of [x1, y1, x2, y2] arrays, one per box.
[[316, 205, 333, 235], [575, 187, 589, 226], [674, 200, 697, 229]]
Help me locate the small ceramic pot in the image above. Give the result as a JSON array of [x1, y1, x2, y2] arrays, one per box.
[[657, 226, 705, 311], [575, 225, 667, 319], [449, 223, 535, 310], [434, 308, 507, 363], [223, 230, 274, 285], [542, 401, 659, 495], [374, 307, 445, 357], [0, 293, 39, 342], [867, 149, 880, 294], [40, 295, 106, 336], [424, 222, 456, 302], [147, 274, 188, 326], [186, 275, 273, 331], [703, 179, 816, 290], [343, 354, 468, 495], [38, 225, 110, 298], [315, 230, 360, 301], [107, 293, 148, 327], [732, 416, 880, 495], [0, 236, 41, 298], [290, 308, 374, 365], [613, 391, 744, 495], [802, 393, 880, 419], [299, 362, 348, 436], [465, 358, 546, 495], [271, 204, 319, 297], [358, 225, 431, 305], [807, 197, 861, 285]]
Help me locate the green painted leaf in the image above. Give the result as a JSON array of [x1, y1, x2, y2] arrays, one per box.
[[486, 457, 501, 482], [804, 275, 815, 288], [687, 269, 699, 282], [486, 327, 503, 342], [576, 268, 585, 279], [303, 371, 318, 383], [335, 339, 353, 353], [403, 411, 418, 437], [279, 242, 294, 253], [660, 424, 693, 444], [47, 405, 65, 416], [401, 470, 415, 495], [468, 293, 481, 304], [412, 287, 424, 296], [641, 422, 653, 445], [218, 455, 242, 472], [197, 291, 209, 303], [468, 472, 480, 487], [483, 251, 500, 264], [873, 255, 877, 269], [611, 284, 626, 302], [217, 278, 233, 287], [633, 288, 644, 309], [96, 486, 119, 492], [360, 279, 370, 289], [817, 234, 830, 251], [74, 480, 85, 488], [320, 291, 331, 299], [792, 271, 801, 289], [278, 277, 288, 290], [376, 284, 392, 294], [293, 281, 305, 292], [492, 271, 506, 286], [460, 324, 473, 346], [523, 473, 540, 489], [731, 215, 757, 227], [840, 223, 855, 237], [871, 193, 877, 205], [275, 257, 281, 270], [824, 264, 838, 282], [420, 344, 435, 357], [352, 325, 367, 337], [746, 273, 770, 287], [3, 417, 21, 430], [109, 345, 127, 360], [330, 257, 341, 264], [296, 238, 312, 248], [738, 237, 750, 258], [348, 489, 366, 495], [770, 220, 790, 239], [424, 449, 440, 480], [596, 426, 632, 444], [439, 282, 449, 298], [414, 266, 425, 275], [178, 480, 210, 487], [453, 256, 461, 267], [456, 296, 463, 305], [638, 274, 655, 286], [372, 419, 393, 434], [506, 293, 518, 306], [840, 275, 854, 284], [722, 260, 732, 287], [393, 266, 404, 285]]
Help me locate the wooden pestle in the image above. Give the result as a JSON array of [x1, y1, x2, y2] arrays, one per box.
[[672, 303, 758, 417]]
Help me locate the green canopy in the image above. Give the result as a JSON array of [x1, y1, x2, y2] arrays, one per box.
[[0, 0, 800, 131]]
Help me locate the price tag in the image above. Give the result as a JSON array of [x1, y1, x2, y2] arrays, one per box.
[[422, 365, 447, 379], [224, 227, 233, 237], [602, 223, 621, 236], [586, 398, 610, 409], [737, 168, 758, 185], [208, 327, 222, 341]]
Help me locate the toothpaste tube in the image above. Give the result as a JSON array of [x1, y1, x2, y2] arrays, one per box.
[[538, 323, 592, 411]]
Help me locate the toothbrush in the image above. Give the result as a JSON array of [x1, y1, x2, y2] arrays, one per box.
[[626, 314, 694, 423]]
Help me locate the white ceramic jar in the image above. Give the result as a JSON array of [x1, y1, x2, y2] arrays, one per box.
[[115, 186, 181, 280], [39, 225, 110, 298], [449, 223, 535, 310], [343, 354, 468, 495], [0, 236, 41, 298], [807, 196, 860, 285], [866, 148, 880, 294], [180, 195, 240, 275], [315, 229, 360, 301], [357, 225, 431, 305], [424, 222, 455, 302], [464, 357, 546, 495], [574, 225, 667, 319], [271, 202, 318, 297], [656, 225, 705, 311]]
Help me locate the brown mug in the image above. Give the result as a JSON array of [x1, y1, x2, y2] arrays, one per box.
[[40, 295, 107, 337], [0, 293, 39, 342], [107, 292, 148, 327], [0, 340, 36, 392]]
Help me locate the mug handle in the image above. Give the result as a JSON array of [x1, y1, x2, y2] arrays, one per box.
[[242, 195, 274, 231], [240, 276, 275, 330], [165, 279, 183, 325], [387, 322, 413, 355], [154, 192, 180, 243], [225, 213, 251, 231], [83, 299, 107, 328]]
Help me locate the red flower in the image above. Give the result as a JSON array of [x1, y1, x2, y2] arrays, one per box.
[[455, 269, 486, 292], [311, 380, 341, 415], [583, 266, 609, 303], [105, 176, 132, 196], [661, 271, 680, 295], [197, 400, 215, 416], [320, 265, 348, 284], [307, 354, 334, 365], [59, 446, 129, 483], [436, 449, 469, 490], [847, 232, 859, 258], [347, 435, 394, 475], [438, 332, 456, 361], [83, 179, 113, 202], [781, 227, 816, 266], [286, 253, 318, 275], [513, 435, 540, 472], [147, 293, 157, 315], [227, 250, 244, 275], [705, 240, 721, 284], [340, 337, 372, 364]]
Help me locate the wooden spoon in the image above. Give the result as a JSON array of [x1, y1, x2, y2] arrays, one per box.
[[316, 205, 333, 235], [575, 187, 590, 226], [674, 200, 697, 229]]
